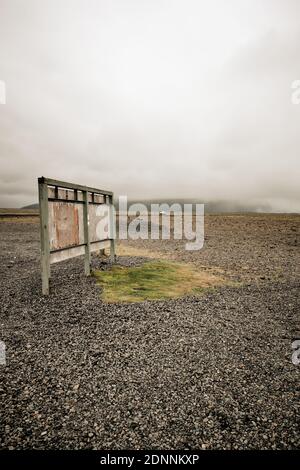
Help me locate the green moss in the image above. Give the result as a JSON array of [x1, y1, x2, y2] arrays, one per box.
[[93, 260, 226, 303]]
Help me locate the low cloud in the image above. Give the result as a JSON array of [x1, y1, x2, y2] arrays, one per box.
[[0, 0, 299, 211]]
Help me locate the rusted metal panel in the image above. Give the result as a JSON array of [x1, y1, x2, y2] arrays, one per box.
[[88, 204, 110, 242], [49, 202, 84, 252], [48, 201, 110, 255]]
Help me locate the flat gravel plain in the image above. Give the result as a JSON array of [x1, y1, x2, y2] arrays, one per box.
[[0, 214, 299, 449]]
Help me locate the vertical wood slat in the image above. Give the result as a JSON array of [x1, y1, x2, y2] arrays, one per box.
[[109, 194, 116, 262], [83, 190, 91, 275], [38, 179, 50, 295]]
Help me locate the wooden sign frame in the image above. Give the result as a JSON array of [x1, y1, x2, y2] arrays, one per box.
[[38, 177, 115, 295]]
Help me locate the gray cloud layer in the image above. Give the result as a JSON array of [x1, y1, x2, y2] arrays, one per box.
[[0, 0, 299, 211]]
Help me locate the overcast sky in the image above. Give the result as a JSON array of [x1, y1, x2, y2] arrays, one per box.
[[0, 0, 299, 210]]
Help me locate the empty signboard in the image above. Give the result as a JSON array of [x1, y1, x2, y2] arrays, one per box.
[[38, 177, 115, 295]]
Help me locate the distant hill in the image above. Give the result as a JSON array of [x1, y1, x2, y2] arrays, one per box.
[[22, 203, 39, 209], [123, 199, 272, 214]]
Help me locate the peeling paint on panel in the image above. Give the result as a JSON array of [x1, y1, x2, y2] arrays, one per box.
[[88, 204, 109, 242], [49, 202, 84, 250]]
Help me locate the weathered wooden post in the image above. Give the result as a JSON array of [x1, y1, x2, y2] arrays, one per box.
[[83, 190, 91, 276], [38, 177, 50, 295], [109, 194, 116, 262]]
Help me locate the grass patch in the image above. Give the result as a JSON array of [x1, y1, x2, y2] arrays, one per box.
[[94, 260, 226, 303]]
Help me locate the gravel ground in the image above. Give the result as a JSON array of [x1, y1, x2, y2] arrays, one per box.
[[0, 214, 299, 449]]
